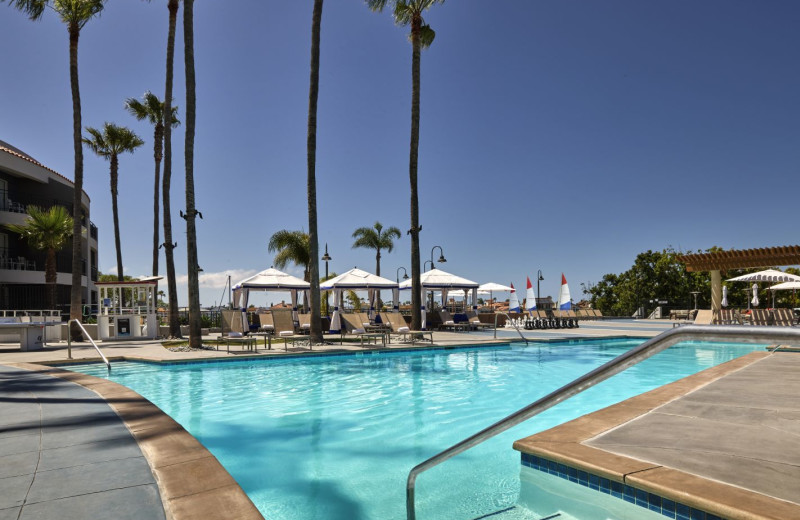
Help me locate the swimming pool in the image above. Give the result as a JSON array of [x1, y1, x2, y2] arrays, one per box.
[[67, 339, 764, 519]]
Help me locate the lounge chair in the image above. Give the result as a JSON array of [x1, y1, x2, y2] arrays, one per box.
[[576, 309, 592, 321], [339, 314, 386, 347], [271, 309, 308, 350], [257, 313, 275, 333], [466, 310, 494, 331], [380, 312, 433, 344], [773, 308, 795, 326], [297, 313, 312, 334], [438, 310, 469, 332], [357, 312, 390, 333], [693, 309, 713, 325]]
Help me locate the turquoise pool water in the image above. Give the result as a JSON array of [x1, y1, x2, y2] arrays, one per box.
[[67, 339, 763, 520]]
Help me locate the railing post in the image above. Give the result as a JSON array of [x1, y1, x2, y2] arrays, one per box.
[[67, 322, 72, 360]]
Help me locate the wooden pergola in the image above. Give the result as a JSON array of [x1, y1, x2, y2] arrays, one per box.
[[678, 246, 800, 316]]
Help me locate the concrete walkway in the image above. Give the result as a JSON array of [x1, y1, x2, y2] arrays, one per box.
[[0, 364, 165, 520]]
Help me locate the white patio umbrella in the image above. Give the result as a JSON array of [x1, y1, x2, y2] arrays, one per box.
[[721, 285, 728, 307], [477, 282, 513, 308], [769, 281, 800, 308], [726, 269, 800, 283], [751, 283, 759, 307]]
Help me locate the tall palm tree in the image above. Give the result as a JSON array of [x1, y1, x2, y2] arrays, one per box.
[[82, 123, 144, 281], [162, 0, 181, 339], [183, 0, 201, 348], [306, 0, 324, 343], [367, 0, 443, 330], [268, 230, 311, 281], [5, 206, 73, 310], [351, 222, 401, 277], [4, 0, 107, 338], [124, 91, 179, 278]]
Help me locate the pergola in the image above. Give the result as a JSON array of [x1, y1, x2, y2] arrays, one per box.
[[677, 246, 800, 317]]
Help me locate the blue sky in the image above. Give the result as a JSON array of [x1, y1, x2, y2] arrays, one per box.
[[2, 1, 798, 307]]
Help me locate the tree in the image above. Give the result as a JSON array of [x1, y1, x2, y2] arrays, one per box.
[[351, 221, 402, 277], [268, 230, 311, 281], [305, 0, 324, 344], [182, 0, 202, 348], [124, 91, 179, 278], [5, 205, 72, 310], [162, 0, 181, 339], [367, 0, 444, 330], [4, 0, 107, 338], [82, 122, 144, 281]]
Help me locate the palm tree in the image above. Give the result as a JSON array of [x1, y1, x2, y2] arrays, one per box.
[[4, 0, 107, 338], [268, 230, 311, 281], [352, 222, 401, 277], [162, 0, 181, 339], [124, 91, 179, 278], [183, 0, 201, 348], [306, 0, 324, 343], [5, 206, 73, 310], [82, 123, 144, 281], [366, 0, 443, 330]]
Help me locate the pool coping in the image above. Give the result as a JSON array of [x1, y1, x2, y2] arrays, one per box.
[[6, 361, 264, 520], [512, 349, 800, 520]]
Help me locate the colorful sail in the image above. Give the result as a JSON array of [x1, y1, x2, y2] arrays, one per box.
[[525, 276, 536, 310], [558, 273, 572, 310], [508, 282, 521, 313]]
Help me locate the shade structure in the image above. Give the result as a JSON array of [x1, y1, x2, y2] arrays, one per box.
[[232, 268, 310, 325], [477, 282, 513, 294], [726, 269, 800, 283], [400, 269, 480, 328], [768, 281, 800, 290], [320, 268, 399, 332]]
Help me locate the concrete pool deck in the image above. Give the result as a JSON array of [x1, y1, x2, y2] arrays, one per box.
[[5, 319, 793, 519], [514, 349, 800, 520]]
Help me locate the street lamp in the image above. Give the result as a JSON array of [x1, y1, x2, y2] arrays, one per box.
[[430, 245, 446, 270], [321, 243, 332, 316], [537, 270, 544, 309], [396, 266, 408, 284]]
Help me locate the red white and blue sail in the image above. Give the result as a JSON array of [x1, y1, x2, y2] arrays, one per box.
[[508, 282, 521, 313], [558, 273, 572, 310], [525, 276, 536, 310]]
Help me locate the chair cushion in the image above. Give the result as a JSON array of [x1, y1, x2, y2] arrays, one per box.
[[261, 325, 274, 331], [445, 320, 455, 325], [229, 332, 243, 337], [353, 328, 366, 334], [279, 330, 294, 337], [397, 326, 410, 333]]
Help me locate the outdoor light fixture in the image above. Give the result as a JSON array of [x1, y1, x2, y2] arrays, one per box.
[[396, 266, 409, 284], [322, 243, 332, 316], [430, 245, 446, 270], [537, 270, 544, 306]]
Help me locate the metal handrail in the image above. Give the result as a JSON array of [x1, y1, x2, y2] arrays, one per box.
[[405, 325, 800, 519], [67, 319, 111, 372], [493, 312, 528, 345]]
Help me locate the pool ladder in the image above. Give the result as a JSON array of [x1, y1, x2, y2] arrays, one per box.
[[67, 319, 111, 372], [493, 312, 528, 345], [405, 325, 800, 520]]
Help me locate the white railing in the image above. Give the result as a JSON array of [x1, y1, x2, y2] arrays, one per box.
[[67, 319, 111, 372]]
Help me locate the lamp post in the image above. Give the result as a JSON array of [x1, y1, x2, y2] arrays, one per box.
[[690, 291, 700, 310], [321, 244, 332, 316], [430, 245, 446, 270], [537, 270, 544, 309], [396, 266, 408, 284]]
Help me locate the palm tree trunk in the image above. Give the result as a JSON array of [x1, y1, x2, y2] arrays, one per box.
[[45, 247, 57, 311], [163, 0, 181, 338], [375, 249, 381, 277], [152, 122, 163, 277], [307, 0, 324, 343], [68, 23, 84, 340], [110, 155, 124, 281], [409, 16, 422, 331], [183, 0, 202, 348]]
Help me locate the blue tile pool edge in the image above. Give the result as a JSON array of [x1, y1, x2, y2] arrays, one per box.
[[521, 453, 726, 520]]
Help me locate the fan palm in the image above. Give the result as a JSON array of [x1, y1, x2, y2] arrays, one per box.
[[268, 230, 311, 281], [4, 0, 107, 337], [124, 91, 179, 278], [306, 0, 324, 343], [366, 0, 443, 330], [352, 222, 401, 277], [162, 0, 181, 339], [82, 123, 144, 281], [183, 0, 202, 348], [5, 206, 73, 310]]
